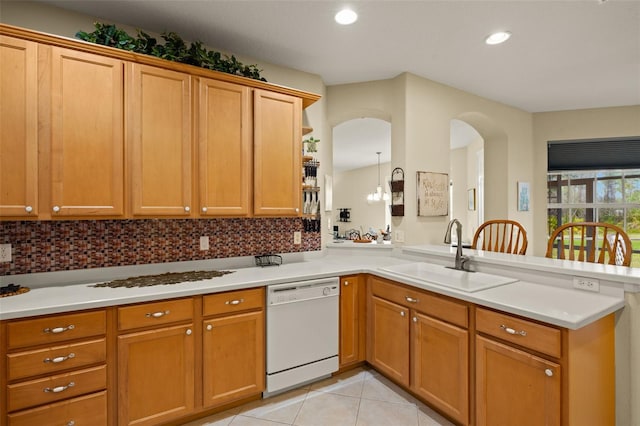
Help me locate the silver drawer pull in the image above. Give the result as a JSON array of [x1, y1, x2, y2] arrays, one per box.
[[146, 310, 170, 318], [44, 381, 74, 393], [44, 353, 75, 364], [225, 299, 244, 305], [500, 324, 527, 336], [545, 368, 554, 377], [405, 296, 419, 303], [67, 421, 75, 426], [43, 325, 75, 334], [400, 311, 406, 317]]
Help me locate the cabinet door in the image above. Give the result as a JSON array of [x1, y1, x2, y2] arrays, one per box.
[[368, 295, 409, 387], [253, 89, 301, 216], [202, 310, 264, 407], [128, 63, 192, 216], [412, 312, 469, 424], [340, 275, 365, 367], [198, 78, 251, 216], [117, 324, 195, 426], [49, 47, 124, 217], [0, 36, 38, 218], [476, 335, 560, 426]]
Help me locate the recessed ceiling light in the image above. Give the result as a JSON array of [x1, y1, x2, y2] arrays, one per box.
[[485, 31, 511, 45], [335, 8, 358, 25]]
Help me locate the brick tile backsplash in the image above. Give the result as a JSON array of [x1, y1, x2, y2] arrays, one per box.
[[0, 218, 320, 275]]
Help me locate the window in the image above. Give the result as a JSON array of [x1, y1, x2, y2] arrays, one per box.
[[547, 170, 640, 266]]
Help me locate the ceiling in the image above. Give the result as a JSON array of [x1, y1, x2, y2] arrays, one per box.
[[28, 0, 640, 170]]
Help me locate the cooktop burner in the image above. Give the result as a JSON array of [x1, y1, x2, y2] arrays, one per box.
[[1, 284, 30, 298], [92, 270, 234, 289]]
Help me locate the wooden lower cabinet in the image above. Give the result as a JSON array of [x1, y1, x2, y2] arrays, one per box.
[[368, 295, 410, 387], [475, 335, 560, 426], [367, 276, 470, 425], [117, 324, 195, 426], [339, 275, 366, 368], [411, 312, 469, 423], [202, 310, 264, 407]]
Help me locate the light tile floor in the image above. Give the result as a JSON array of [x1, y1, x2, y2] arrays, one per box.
[[182, 367, 455, 426]]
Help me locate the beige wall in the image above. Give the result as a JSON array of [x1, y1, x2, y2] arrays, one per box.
[[327, 73, 534, 248], [532, 106, 640, 256], [532, 106, 640, 426]]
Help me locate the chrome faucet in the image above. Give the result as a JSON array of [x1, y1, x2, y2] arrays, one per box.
[[444, 219, 470, 271]]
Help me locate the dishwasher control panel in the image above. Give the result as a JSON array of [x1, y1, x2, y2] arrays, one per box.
[[267, 277, 340, 306]]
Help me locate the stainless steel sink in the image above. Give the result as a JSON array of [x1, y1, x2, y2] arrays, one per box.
[[379, 262, 518, 292]]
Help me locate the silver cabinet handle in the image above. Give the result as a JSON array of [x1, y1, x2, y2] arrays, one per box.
[[545, 368, 554, 377], [295, 208, 300, 213], [206, 324, 213, 331], [400, 311, 406, 317], [44, 325, 75, 334], [25, 205, 33, 213], [67, 421, 76, 426], [500, 324, 527, 336], [52, 205, 60, 212], [146, 310, 170, 318], [225, 299, 244, 305], [44, 353, 75, 364], [44, 381, 74, 393], [202, 207, 208, 213], [344, 281, 349, 286], [412, 317, 417, 322], [184, 206, 190, 212], [186, 328, 192, 335], [405, 296, 418, 303]]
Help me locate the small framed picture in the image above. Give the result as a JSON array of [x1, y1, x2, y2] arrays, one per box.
[[468, 188, 476, 211], [518, 181, 530, 211]]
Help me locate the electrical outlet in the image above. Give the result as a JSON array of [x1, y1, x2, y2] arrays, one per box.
[[395, 230, 405, 243], [293, 231, 302, 245], [199, 236, 210, 251], [573, 276, 600, 292], [0, 244, 11, 262]]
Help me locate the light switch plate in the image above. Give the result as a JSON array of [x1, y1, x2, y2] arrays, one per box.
[[0, 244, 11, 262], [293, 232, 302, 245], [395, 231, 405, 243]]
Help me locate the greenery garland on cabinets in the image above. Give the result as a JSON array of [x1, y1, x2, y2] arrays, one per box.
[[76, 22, 266, 81]]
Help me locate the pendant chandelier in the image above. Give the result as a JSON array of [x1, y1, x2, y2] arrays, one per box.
[[367, 152, 390, 203]]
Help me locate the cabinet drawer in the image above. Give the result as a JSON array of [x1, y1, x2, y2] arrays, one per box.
[[476, 308, 561, 358], [7, 364, 107, 412], [8, 391, 107, 426], [370, 277, 468, 328], [7, 310, 106, 350], [118, 297, 193, 331], [7, 338, 106, 381], [203, 287, 264, 316]]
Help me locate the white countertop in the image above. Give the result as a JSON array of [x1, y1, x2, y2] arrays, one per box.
[[0, 247, 627, 329]]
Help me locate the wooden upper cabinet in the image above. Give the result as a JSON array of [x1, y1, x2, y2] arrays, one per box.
[[0, 36, 38, 218], [198, 78, 251, 216], [127, 63, 192, 216], [253, 89, 302, 216], [49, 46, 124, 217]]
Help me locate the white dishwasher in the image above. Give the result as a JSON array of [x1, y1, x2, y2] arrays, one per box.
[[265, 277, 340, 396]]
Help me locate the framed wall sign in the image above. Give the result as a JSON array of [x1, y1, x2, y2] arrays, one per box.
[[518, 181, 530, 211], [417, 171, 448, 216]]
